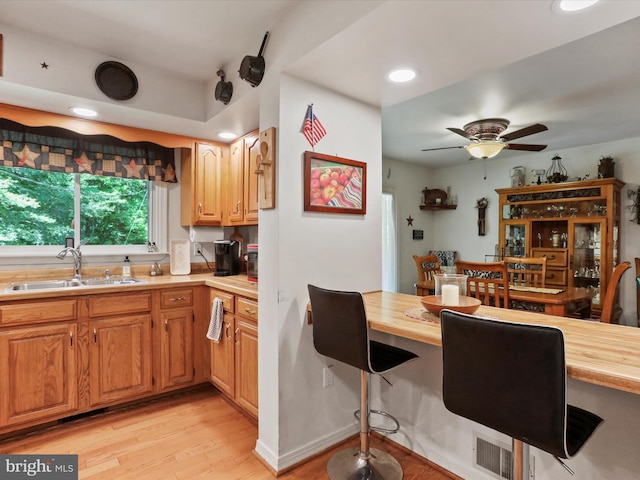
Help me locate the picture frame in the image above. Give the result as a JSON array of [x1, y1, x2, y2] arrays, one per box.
[[304, 151, 366, 214]]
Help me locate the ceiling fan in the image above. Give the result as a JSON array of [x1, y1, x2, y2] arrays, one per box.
[[422, 118, 548, 159]]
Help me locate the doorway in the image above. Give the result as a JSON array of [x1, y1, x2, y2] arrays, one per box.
[[382, 191, 397, 292]]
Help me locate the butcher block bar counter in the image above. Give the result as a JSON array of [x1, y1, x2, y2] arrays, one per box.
[[313, 291, 640, 396]]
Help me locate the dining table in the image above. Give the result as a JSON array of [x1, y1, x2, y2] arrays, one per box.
[[415, 280, 593, 318]]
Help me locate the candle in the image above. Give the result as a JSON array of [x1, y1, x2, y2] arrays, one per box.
[[441, 284, 459, 306]]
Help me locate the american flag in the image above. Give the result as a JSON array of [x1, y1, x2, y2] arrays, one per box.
[[302, 105, 326, 147]]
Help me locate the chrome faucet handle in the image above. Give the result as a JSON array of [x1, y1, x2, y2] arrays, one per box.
[[104, 269, 111, 279]]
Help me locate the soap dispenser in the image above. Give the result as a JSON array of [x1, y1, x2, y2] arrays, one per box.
[[123, 256, 131, 279]]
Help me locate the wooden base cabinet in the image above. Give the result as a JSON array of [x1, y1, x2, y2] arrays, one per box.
[[157, 288, 195, 391], [209, 289, 258, 418], [87, 292, 153, 406], [0, 323, 77, 427], [89, 314, 153, 406], [234, 316, 258, 417]]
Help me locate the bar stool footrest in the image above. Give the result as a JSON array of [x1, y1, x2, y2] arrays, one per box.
[[354, 409, 400, 435]]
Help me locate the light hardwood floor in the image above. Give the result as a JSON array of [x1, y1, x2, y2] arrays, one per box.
[[0, 387, 457, 480]]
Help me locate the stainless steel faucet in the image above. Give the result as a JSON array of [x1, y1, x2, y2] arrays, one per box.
[[56, 245, 83, 279]]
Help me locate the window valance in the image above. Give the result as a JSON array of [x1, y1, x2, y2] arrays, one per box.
[[0, 118, 177, 183]]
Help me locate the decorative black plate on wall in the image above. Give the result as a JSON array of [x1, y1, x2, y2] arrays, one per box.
[[95, 61, 138, 100]]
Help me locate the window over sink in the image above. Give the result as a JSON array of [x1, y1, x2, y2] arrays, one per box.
[[0, 166, 166, 257]]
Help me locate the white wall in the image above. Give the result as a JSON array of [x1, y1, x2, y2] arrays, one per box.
[[255, 74, 382, 470]]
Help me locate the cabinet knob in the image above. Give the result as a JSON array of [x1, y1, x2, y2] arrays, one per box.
[[244, 307, 256, 315], [170, 297, 185, 302], [198, 202, 203, 214], [70, 331, 73, 347], [93, 328, 97, 343], [165, 319, 168, 333]]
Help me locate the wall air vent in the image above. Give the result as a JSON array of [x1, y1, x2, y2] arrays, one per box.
[[473, 433, 535, 480]]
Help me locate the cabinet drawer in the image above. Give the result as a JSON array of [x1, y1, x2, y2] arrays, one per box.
[[532, 248, 568, 267], [236, 297, 258, 322], [160, 289, 193, 309], [545, 268, 568, 286], [0, 298, 77, 326], [210, 289, 235, 313], [88, 292, 152, 317]]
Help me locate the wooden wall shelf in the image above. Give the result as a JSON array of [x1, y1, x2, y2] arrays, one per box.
[[420, 204, 457, 211]]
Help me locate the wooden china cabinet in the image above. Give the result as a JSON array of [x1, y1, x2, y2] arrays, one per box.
[[496, 178, 624, 314]]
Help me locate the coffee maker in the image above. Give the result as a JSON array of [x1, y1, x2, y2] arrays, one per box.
[[214, 240, 241, 276]]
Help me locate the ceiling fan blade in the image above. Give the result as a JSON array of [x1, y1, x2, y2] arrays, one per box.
[[421, 146, 465, 152], [446, 127, 473, 139], [500, 123, 548, 142], [505, 143, 547, 152]]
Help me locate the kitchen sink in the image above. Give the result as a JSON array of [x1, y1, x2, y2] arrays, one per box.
[[3, 277, 147, 292]]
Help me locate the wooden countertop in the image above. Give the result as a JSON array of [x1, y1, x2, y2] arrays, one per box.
[[362, 291, 640, 396], [0, 273, 258, 301]]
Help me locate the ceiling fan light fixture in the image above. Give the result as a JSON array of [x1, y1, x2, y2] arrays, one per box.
[[465, 141, 505, 159]]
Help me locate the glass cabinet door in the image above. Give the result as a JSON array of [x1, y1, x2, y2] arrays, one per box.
[[504, 222, 527, 257], [570, 219, 606, 305]]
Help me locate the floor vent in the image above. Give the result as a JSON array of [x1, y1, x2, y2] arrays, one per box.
[[473, 433, 514, 480]]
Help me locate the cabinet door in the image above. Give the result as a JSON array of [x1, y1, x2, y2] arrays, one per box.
[[195, 142, 223, 225], [0, 323, 77, 427], [210, 315, 235, 397], [89, 314, 153, 406], [244, 134, 260, 224], [226, 138, 245, 224], [235, 317, 258, 418], [159, 308, 194, 390], [570, 218, 607, 308]]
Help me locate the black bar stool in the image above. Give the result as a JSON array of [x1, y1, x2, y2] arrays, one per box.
[[440, 310, 603, 479], [308, 284, 418, 480]]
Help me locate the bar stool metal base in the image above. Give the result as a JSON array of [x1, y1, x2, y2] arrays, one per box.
[[327, 446, 403, 480]]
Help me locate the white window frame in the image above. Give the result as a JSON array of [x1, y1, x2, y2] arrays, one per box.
[[0, 176, 168, 267]]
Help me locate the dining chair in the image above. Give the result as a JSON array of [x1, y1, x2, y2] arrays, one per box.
[[413, 254, 442, 283], [597, 261, 631, 323], [504, 256, 547, 288], [429, 250, 458, 268], [456, 260, 510, 308]]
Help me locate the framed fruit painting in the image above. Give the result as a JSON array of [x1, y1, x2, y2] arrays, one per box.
[[303, 151, 366, 215]]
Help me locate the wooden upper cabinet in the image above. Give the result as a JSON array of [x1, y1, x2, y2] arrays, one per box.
[[244, 133, 260, 224], [223, 130, 259, 226], [226, 138, 245, 225], [181, 142, 225, 226]]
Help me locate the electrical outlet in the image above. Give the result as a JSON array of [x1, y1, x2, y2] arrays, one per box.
[[323, 366, 334, 388], [193, 242, 202, 256]]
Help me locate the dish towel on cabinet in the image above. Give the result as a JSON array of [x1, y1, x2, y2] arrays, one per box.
[[206, 297, 224, 342]]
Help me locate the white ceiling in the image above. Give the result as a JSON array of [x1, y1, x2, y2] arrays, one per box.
[[1, 1, 639, 168]]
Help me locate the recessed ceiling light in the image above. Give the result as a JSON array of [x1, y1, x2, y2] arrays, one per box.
[[552, 0, 599, 13], [387, 69, 416, 83], [69, 107, 98, 117], [218, 132, 237, 140]]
